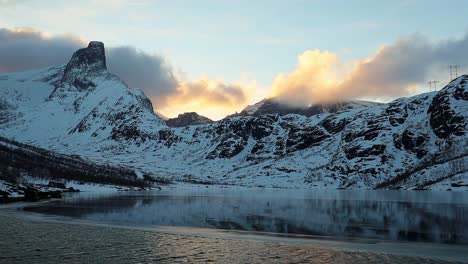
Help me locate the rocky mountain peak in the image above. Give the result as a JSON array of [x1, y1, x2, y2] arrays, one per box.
[[166, 112, 213, 127], [60, 41, 107, 89]]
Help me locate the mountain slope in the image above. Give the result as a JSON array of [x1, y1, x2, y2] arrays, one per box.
[[1, 42, 466, 190], [0, 42, 165, 150]]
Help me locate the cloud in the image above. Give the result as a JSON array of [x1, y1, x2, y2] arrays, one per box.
[[105, 46, 179, 106], [270, 50, 345, 106], [270, 33, 468, 106], [0, 28, 83, 72], [3, 26, 467, 117], [0, 27, 251, 118], [156, 79, 253, 120]]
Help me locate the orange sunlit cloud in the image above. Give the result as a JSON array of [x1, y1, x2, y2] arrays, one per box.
[[156, 78, 256, 120], [268, 36, 444, 107]]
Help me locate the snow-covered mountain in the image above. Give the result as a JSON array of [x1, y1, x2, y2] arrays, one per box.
[[237, 97, 381, 117], [1, 42, 467, 190]]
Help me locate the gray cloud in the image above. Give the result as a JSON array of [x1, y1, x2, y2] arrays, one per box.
[[271, 33, 468, 106], [0, 27, 248, 111], [339, 34, 468, 98], [106, 46, 179, 106], [0, 28, 82, 72]]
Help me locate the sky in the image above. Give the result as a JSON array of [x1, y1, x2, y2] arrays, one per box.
[[1, 0, 468, 119]]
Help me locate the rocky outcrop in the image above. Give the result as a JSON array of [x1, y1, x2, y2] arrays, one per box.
[[428, 75, 467, 139], [166, 112, 213, 127], [62, 41, 107, 87]]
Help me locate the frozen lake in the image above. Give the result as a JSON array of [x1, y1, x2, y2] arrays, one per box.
[[22, 187, 468, 244]]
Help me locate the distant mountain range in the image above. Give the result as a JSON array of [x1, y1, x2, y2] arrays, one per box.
[[0, 42, 466, 190]]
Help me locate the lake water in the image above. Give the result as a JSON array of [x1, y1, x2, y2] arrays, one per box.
[[21, 187, 468, 245]]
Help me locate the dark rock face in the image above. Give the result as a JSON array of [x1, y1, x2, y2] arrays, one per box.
[[60, 41, 107, 89], [207, 118, 253, 159], [286, 126, 330, 152], [48, 181, 66, 189], [344, 144, 386, 160], [157, 129, 180, 147], [166, 112, 213, 127], [205, 116, 277, 159], [393, 129, 429, 159], [384, 100, 408, 126], [319, 115, 347, 134], [428, 76, 467, 139], [250, 115, 276, 140], [343, 118, 389, 143]]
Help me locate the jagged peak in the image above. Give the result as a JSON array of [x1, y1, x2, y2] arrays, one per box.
[[61, 41, 107, 88]]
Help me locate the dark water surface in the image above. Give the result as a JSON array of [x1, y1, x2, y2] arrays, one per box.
[[22, 188, 468, 245]]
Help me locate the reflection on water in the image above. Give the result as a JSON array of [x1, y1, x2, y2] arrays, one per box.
[[23, 188, 468, 244]]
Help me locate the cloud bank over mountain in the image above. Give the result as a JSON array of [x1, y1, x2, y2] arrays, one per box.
[[1, 27, 467, 116], [0, 28, 250, 119], [271, 33, 468, 106]]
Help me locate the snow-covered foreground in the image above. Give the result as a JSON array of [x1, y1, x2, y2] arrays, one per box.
[[0, 42, 467, 190]]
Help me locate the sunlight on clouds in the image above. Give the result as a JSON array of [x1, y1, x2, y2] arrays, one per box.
[[2, 26, 468, 119], [268, 32, 467, 107], [157, 79, 255, 120], [269, 50, 348, 106]]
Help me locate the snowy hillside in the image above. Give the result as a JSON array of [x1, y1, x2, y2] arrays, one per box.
[[0, 42, 467, 190]]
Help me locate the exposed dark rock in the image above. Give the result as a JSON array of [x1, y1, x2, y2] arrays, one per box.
[[166, 112, 213, 127], [62, 41, 107, 85], [111, 124, 150, 141], [384, 101, 408, 126], [286, 126, 330, 152], [251, 115, 276, 140], [68, 187, 80, 192], [319, 115, 347, 134], [48, 181, 66, 189], [157, 129, 180, 147], [428, 77, 467, 138], [401, 130, 428, 158], [343, 120, 389, 143], [345, 144, 386, 160]]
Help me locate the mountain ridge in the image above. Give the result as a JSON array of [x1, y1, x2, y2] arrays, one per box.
[[238, 97, 381, 117], [0, 42, 466, 190]]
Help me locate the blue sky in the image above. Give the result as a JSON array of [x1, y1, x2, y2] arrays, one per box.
[[2, 0, 466, 84], [1, 0, 468, 118]]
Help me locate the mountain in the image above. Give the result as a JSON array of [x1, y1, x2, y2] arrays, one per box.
[[0, 42, 467, 190], [166, 112, 213, 127], [238, 97, 381, 117], [0, 41, 165, 149]]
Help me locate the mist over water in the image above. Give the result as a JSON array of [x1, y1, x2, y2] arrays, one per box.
[[23, 188, 468, 244]]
